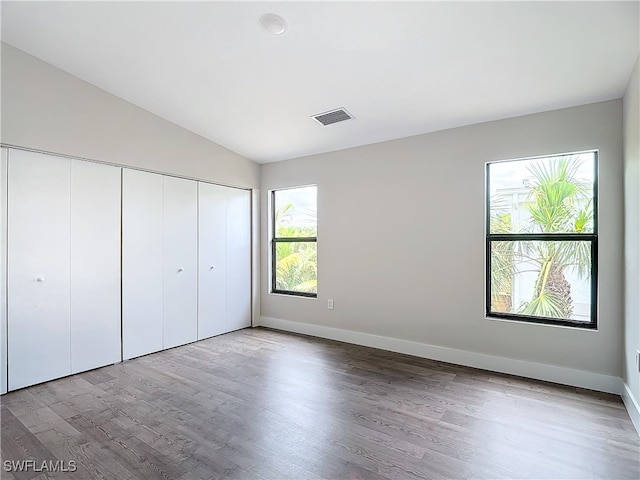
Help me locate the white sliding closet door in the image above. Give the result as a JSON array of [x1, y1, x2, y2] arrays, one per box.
[[197, 182, 227, 339], [163, 176, 198, 349], [226, 187, 251, 332], [70, 160, 121, 373], [8, 150, 71, 390], [122, 169, 163, 360], [1, 148, 7, 394]]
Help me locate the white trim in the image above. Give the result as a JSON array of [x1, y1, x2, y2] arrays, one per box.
[[259, 316, 621, 394], [0, 143, 251, 191], [622, 382, 640, 436]]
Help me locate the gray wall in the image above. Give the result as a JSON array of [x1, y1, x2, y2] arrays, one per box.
[[624, 56, 640, 410], [261, 100, 624, 379], [1, 43, 258, 188]]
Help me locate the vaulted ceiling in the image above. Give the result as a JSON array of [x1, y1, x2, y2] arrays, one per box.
[[2, 1, 638, 163]]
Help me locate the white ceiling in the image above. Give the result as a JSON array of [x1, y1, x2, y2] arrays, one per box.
[[1, 1, 639, 164]]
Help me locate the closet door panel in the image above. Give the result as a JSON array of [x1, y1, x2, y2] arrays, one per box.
[[1, 149, 7, 394], [122, 169, 163, 360], [163, 176, 198, 349], [226, 188, 251, 332], [8, 150, 71, 390], [197, 182, 227, 339], [70, 160, 121, 373]]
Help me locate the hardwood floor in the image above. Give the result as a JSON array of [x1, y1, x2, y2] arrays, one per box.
[[1, 327, 638, 480]]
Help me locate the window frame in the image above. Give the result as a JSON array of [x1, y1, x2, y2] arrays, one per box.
[[271, 186, 318, 298], [485, 151, 598, 329]]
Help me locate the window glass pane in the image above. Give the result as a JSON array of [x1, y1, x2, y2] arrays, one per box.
[[274, 186, 317, 237], [275, 241, 317, 294], [488, 153, 595, 234], [490, 240, 592, 322]]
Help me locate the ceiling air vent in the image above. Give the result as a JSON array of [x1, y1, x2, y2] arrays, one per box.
[[312, 108, 354, 126]]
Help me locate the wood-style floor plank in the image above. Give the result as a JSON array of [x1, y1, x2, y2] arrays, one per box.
[[1, 327, 639, 479]]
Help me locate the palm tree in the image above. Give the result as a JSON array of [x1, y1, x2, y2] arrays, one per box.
[[275, 239, 317, 293], [489, 212, 514, 312], [517, 155, 593, 319], [274, 203, 317, 293]]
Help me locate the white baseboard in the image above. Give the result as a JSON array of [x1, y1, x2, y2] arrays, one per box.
[[258, 316, 622, 395], [622, 382, 640, 435]]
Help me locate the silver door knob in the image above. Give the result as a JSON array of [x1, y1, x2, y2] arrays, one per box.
[[210, 265, 216, 270], [178, 268, 184, 273], [36, 277, 45, 282]]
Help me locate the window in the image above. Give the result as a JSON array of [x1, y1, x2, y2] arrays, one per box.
[[486, 151, 597, 328], [271, 185, 317, 297]]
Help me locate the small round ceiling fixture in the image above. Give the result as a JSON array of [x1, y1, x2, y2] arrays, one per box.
[[259, 13, 287, 35]]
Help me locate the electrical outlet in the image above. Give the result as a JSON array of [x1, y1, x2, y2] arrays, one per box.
[[327, 299, 334, 310]]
